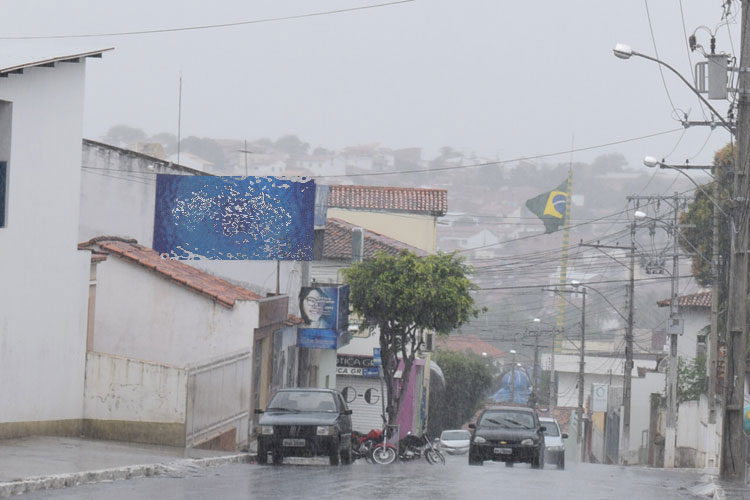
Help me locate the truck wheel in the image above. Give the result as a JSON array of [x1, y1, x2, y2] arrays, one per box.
[[256, 444, 268, 465], [557, 454, 565, 470], [272, 449, 283, 465]]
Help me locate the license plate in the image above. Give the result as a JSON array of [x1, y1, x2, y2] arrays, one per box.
[[282, 438, 306, 447], [494, 447, 512, 455]]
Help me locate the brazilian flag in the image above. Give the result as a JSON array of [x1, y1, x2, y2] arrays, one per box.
[[525, 181, 569, 234]]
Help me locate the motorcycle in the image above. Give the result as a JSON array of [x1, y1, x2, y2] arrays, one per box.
[[371, 431, 445, 465], [351, 429, 382, 463]]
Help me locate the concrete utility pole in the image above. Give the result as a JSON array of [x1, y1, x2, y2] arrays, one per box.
[[621, 219, 636, 464], [510, 350, 517, 403], [721, 0, 749, 481], [576, 286, 586, 463], [664, 193, 681, 469], [708, 170, 720, 425]]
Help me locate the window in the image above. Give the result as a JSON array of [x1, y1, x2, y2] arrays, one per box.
[[0, 161, 6, 227]]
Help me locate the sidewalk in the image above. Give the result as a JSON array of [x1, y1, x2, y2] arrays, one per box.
[[0, 436, 254, 498]]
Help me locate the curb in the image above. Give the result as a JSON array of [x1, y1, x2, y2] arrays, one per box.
[[0, 453, 252, 498]]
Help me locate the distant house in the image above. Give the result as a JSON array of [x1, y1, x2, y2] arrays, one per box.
[[0, 47, 110, 440], [435, 334, 505, 361], [656, 290, 710, 360], [79, 237, 292, 450], [327, 184, 448, 253]]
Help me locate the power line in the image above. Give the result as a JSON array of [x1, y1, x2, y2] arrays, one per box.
[[0, 1, 416, 40], [318, 129, 684, 178]]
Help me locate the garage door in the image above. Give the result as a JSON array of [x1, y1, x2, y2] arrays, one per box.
[[337, 375, 387, 433]]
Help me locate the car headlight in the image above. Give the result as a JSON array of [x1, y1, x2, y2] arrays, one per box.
[[260, 425, 274, 435], [521, 438, 536, 446], [316, 425, 335, 436], [474, 436, 486, 444]]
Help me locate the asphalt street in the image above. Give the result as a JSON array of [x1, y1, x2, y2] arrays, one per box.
[[16, 453, 719, 500]]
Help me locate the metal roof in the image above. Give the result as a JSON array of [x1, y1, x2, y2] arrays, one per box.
[[0, 46, 112, 77]]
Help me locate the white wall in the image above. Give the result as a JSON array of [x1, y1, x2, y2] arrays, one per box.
[[0, 62, 91, 423], [628, 371, 666, 456], [79, 141, 201, 246], [84, 352, 187, 423], [92, 255, 259, 367]]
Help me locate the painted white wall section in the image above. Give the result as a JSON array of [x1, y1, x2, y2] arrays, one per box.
[[92, 255, 259, 367], [84, 352, 187, 423], [327, 208, 437, 253], [79, 141, 201, 246], [0, 62, 91, 423]]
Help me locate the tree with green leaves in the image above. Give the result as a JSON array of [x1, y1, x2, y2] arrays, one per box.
[[678, 144, 732, 288], [677, 354, 707, 403], [427, 350, 492, 434], [343, 251, 482, 426]]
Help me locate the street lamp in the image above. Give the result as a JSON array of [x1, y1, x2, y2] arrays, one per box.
[[612, 43, 733, 133]]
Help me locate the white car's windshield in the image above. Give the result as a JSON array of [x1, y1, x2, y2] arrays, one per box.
[[542, 422, 560, 437]]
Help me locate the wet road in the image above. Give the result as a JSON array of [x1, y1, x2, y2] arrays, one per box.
[[20, 454, 715, 500]]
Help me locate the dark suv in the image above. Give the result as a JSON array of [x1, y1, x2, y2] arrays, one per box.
[[254, 388, 353, 465], [468, 405, 546, 468]]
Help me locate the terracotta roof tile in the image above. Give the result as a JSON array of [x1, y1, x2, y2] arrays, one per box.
[[657, 290, 711, 308], [435, 335, 505, 358], [323, 218, 428, 259], [79, 236, 262, 308], [328, 185, 447, 215]]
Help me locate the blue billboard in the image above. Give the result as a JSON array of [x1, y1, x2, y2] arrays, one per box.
[[153, 175, 315, 260], [298, 329, 338, 350]]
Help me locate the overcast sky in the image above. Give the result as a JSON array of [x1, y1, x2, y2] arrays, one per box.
[[3, 1, 740, 169]]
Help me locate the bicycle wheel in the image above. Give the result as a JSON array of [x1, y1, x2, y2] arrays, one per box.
[[425, 448, 446, 465], [371, 445, 397, 465]]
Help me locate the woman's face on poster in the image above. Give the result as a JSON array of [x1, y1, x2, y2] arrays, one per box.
[[303, 289, 325, 322]]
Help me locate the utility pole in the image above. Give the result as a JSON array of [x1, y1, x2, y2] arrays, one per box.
[[708, 170, 720, 424], [621, 219, 636, 464], [664, 193, 681, 469], [510, 350, 517, 403], [577, 286, 586, 463], [532, 330, 540, 408], [721, 0, 749, 481]]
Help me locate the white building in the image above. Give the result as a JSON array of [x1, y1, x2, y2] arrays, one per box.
[[79, 237, 293, 449], [0, 47, 110, 438]]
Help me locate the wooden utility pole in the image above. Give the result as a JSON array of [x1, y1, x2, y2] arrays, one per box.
[[720, 0, 749, 481]]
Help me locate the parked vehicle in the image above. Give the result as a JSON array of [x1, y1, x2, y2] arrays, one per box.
[[467, 405, 546, 468], [540, 417, 567, 469], [254, 388, 353, 466], [351, 428, 383, 462], [371, 431, 445, 465], [439, 429, 471, 455]]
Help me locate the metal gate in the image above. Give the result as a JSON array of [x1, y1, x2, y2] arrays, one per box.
[[605, 409, 620, 464]]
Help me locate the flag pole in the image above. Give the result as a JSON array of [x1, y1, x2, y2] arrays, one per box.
[[551, 167, 573, 410]]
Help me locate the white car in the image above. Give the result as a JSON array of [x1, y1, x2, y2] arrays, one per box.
[[539, 417, 567, 469], [439, 429, 471, 455]]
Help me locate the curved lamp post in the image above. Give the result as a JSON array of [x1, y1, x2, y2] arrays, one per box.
[[613, 43, 733, 134]]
